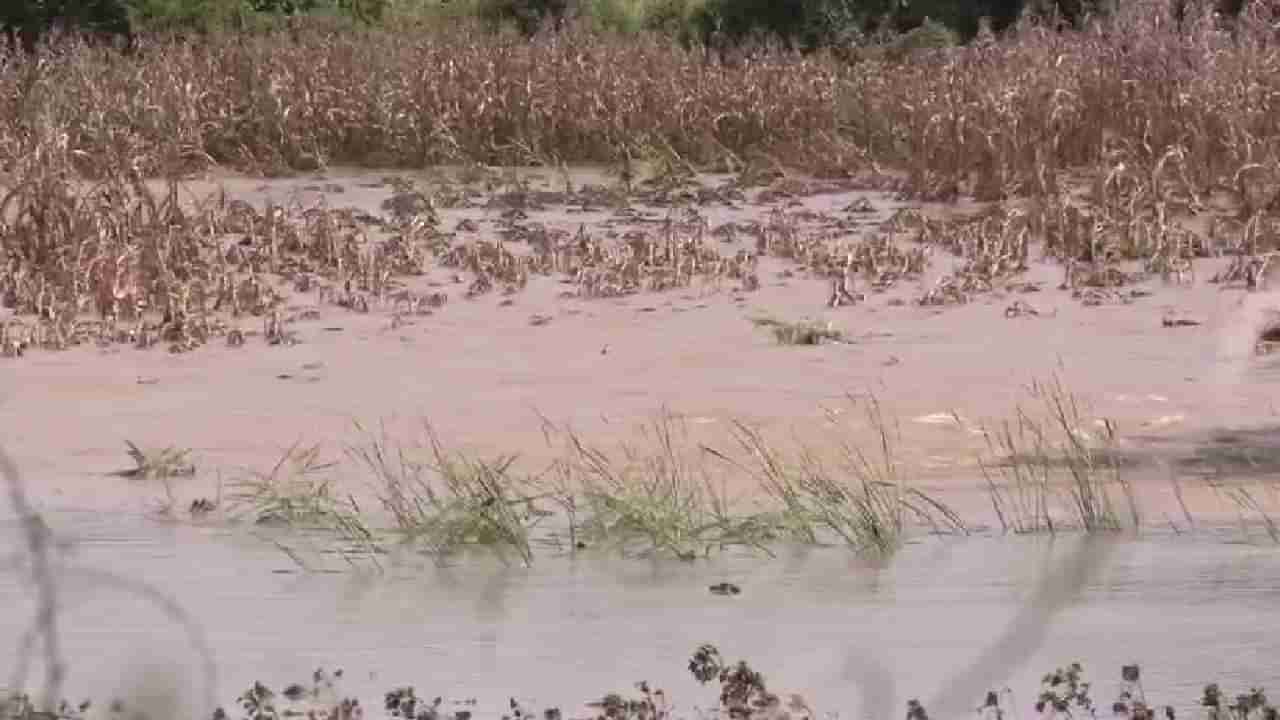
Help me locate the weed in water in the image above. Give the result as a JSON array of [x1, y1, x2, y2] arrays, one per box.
[[226, 442, 370, 545], [982, 376, 1138, 534], [720, 396, 965, 556], [549, 412, 778, 560], [347, 421, 545, 566], [115, 440, 196, 481], [1208, 478, 1280, 545]]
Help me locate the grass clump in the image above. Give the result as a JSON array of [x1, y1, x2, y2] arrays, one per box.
[[1208, 481, 1280, 545], [206, 381, 1162, 565], [544, 412, 779, 560], [346, 421, 546, 566], [227, 441, 357, 528], [718, 396, 966, 555], [981, 375, 1138, 535], [225, 441, 380, 565], [228, 400, 972, 564]]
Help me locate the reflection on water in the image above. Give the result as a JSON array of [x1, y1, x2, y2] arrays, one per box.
[[1, 511, 1279, 719]]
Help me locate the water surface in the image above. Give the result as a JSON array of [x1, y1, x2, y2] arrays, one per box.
[[2, 512, 1278, 719]]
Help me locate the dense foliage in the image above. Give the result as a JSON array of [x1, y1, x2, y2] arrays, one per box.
[[0, 0, 389, 46], [1, 0, 134, 50], [0, 0, 1268, 54]]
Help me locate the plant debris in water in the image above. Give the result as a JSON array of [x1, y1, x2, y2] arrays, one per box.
[[114, 440, 196, 480], [708, 582, 741, 596], [749, 316, 846, 346], [5, 654, 1253, 720]]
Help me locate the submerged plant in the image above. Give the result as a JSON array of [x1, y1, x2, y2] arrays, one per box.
[[1212, 483, 1280, 545], [720, 395, 966, 556], [550, 413, 778, 560], [347, 421, 545, 566], [982, 375, 1137, 535], [226, 442, 370, 542]]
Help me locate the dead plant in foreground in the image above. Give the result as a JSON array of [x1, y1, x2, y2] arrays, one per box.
[[0, 446, 220, 717]]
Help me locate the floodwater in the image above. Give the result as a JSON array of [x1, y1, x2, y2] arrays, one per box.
[[5, 165, 1280, 523], [1, 511, 1279, 719], [5, 166, 1280, 718]]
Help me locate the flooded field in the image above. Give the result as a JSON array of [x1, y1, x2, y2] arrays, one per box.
[[5, 166, 1280, 512], [9, 5, 1280, 714], [5, 165, 1280, 719]]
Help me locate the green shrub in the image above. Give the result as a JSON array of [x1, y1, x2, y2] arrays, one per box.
[[881, 17, 960, 60], [378, 0, 487, 31], [640, 0, 702, 42], [475, 0, 573, 35], [124, 0, 245, 34], [2, 0, 134, 50], [888, 0, 986, 39], [690, 0, 891, 53], [578, 0, 645, 34], [122, 0, 385, 36]]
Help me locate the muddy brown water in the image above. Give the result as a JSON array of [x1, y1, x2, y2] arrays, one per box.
[[1, 514, 1279, 720], [5, 165, 1280, 520], [5, 166, 1280, 717]]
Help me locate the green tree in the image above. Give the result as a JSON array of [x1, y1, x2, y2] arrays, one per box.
[[691, 0, 897, 52], [123, 0, 386, 36], [2, 0, 134, 50], [476, 0, 574, 35]]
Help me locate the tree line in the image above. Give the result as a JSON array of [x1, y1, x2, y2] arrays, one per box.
[[0, 0, 1266, 55]]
